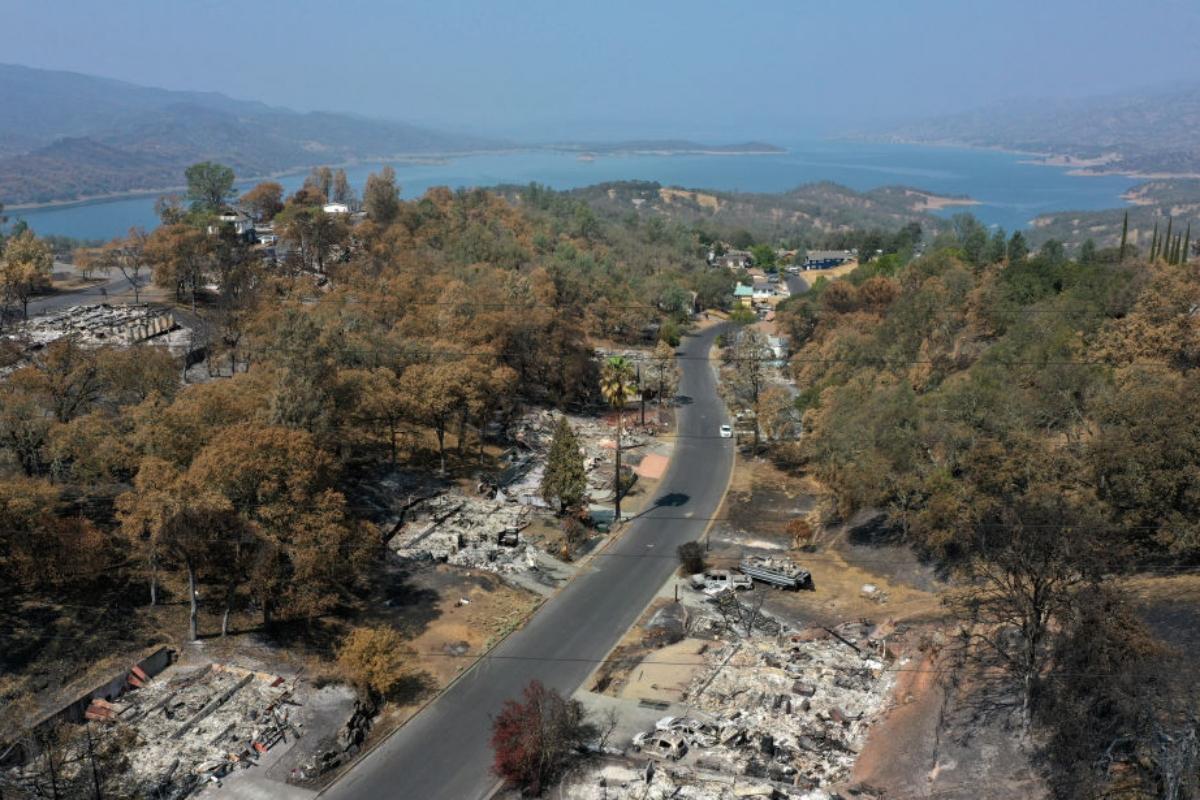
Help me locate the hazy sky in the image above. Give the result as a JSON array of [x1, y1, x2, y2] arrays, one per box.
[[5, 0, 1200, 140]]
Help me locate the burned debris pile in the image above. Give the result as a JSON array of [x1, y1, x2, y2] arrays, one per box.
[[388, 492, 533, 573], [679, 626, 893, 789], [118, 663, 298, 794], [618, 595, 897, 797], [3, 661, 305, 799], [4, 304, 187, 350], [0, 304, 195, 378]]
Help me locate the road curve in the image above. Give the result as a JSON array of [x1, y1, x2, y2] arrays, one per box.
[[25, 262, 151, 318], [323, 323, 734, 800]]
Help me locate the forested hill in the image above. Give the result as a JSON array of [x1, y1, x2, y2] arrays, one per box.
[[498, 180, 961, 242], [779, 242, 1200, 564], [774, 233, 1200, 800], [870, 82, 1200, 176], [1028, 178, 1200, 252], [0, 63, 500, 205]]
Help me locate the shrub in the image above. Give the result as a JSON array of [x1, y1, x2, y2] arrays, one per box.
[[677, 541, 706, 574], [336, 626, 415, 699], [562, 515, 587, 556]]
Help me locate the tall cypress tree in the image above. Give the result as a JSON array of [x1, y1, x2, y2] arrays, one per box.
[[1183, 223, 1191, 265], [1150, 220, 1159, 261], [1164, 217, 1174, 261], [540, 416, 586, 514], [1118, 210, 1129, 261]]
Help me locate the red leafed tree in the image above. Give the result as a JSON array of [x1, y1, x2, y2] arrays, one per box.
[[491, 680, 592, 795]]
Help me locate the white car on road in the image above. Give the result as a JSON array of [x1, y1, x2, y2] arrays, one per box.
[[719, 424, 733, 438]]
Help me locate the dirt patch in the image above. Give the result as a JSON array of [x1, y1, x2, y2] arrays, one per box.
[[852, 638, 1047, 799], [634, 452, 669, 480], [658, 187, 720, 211], [851, 647, 943, 793], [590, 598, 690, 697], [378, 564, 539, 723], [616, 638, 710, 704]]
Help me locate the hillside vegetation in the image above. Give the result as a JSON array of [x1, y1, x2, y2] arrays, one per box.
[[500, 180, 954, 246], [777, 241, 1200, 798], [1030, 178, 1200, 252]]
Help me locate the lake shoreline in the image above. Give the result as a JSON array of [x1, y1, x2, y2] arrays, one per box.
[[2, 149, 527, 212], [10, 141, 1141, 240], [851, 136, 1200, 182], [3, 146, 787, 212]]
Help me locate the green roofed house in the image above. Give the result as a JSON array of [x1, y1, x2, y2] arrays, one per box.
[[734, 282, 754, 308]]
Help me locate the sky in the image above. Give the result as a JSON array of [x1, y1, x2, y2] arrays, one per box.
[[4, 0, 1200, 141]]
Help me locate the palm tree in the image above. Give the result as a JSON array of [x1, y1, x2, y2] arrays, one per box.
[[599, 355, 637, 521]]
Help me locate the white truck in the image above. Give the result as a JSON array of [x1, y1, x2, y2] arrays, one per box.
[[689, 568, 752, 594]]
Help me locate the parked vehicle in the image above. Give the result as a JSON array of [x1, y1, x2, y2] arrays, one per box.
[[719, 424, 733, 438], [690, 569, 752, 594], [655, 716, 720, 747], [632, 730, 689, 760]]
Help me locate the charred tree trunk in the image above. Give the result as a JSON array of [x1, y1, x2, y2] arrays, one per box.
[[436, 427, 446, 475], [186, 558, 199, 642], [148, 552, 158, 607]]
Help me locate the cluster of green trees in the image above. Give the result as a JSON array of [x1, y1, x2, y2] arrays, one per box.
[[1148, 215, 1192, 265], [776, 218, 1200, 797]]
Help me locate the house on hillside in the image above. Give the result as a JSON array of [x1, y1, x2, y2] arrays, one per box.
[[734, 283, 754, 308], [322, 202, 351, 215], [804, 250, 855, 270], [710, 250, 752, 270], [208, 210, 256, 242]]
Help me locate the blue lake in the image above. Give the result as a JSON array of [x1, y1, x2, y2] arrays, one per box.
[[8, 140, 1138, 241]]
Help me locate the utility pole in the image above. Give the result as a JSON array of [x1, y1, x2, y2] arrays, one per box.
[[613, 404, 622, 523]]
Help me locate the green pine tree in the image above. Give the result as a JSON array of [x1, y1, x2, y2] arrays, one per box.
[[540, 416, 586, 514], [1118, 210, 1128, 261], [1183, 223, 1191, 265], [1007, 230, 1029, 264]]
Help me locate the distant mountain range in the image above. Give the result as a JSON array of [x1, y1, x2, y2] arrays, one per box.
[[0, 63, 508, 205], [0, 64, 785, 207], [867, 83, 1200, 177]]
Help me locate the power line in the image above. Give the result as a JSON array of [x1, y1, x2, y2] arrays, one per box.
[[0, 627, 1173, 681]]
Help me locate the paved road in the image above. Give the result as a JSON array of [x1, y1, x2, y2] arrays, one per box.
[[25, 261, 151, 317], [323, 324, 734, 800], [785, 270, 811, 297]]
